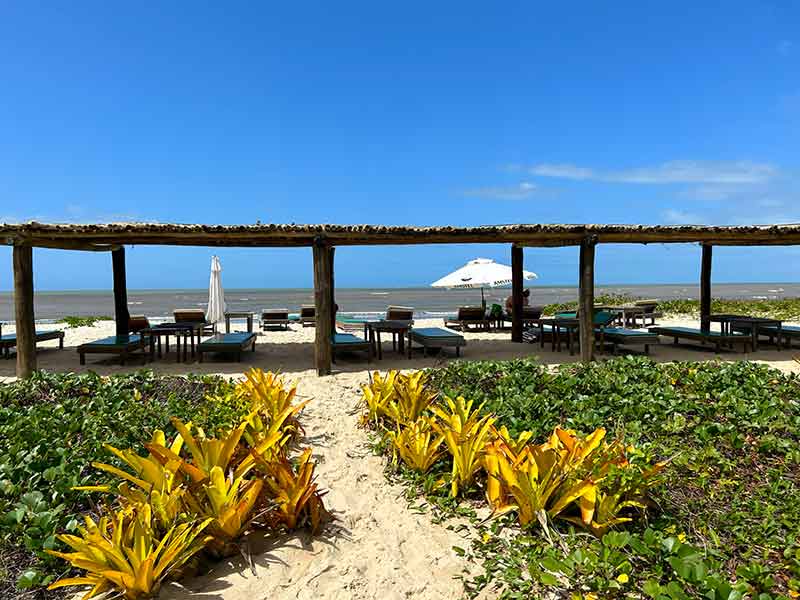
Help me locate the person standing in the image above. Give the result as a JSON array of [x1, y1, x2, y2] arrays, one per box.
[[505, 288, 530, 314]]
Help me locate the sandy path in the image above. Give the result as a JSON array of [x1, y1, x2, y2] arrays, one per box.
[[161, 370, 474, 600]]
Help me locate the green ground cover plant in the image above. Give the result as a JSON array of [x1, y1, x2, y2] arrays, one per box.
[[0, 370, 249, 599], [419, 358, 800, 599], [541, 294, 800, 321], [59, 315, 113, 328]]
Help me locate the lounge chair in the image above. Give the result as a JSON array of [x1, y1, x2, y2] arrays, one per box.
[[443, 306, 488, 331], [536, 310, 620, 355], [755, 324, 800, 349], [77, 335, 146, 365], [382, 305, 414, 350], [173, 309, 215, 335], [128, 315, 151, 333], [299, 305, 316, 327], [0, 322, 65, 359], [600, 327, 660, 355], [501, 305, 544, 329], [407, 327, 466, 358], [626, 300, 663, 327], [386, 305, 414, 321], [198, 332, 256, 362], [261, 308, 290, 331], [332, 333, 372, 362], [649, 326, 752, 353]]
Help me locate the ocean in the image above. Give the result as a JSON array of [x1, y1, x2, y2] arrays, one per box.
[[0, 284, 798, 323]]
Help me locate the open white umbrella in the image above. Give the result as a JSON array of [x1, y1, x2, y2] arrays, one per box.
[[206, 256, 226, 327], [431, 258, 538, 308]]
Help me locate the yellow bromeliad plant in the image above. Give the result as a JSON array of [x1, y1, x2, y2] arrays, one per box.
[[182, 466, 264, 555], [236, 368, 307, 444], [486, 425, 665, 534], [149, 418, 281, 483], [388, 416, 445, 472], [432, 395, 496, 497], [384, 371, 438, 425], [486, 438, 601, 532], [74, 430, 186, 526], [46, 504, 212, 600], [361, 370, 399, 425], [255, 448, 330, 535]]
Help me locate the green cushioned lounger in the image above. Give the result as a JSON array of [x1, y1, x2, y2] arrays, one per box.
[[649, 326, 752, 353], [77, 335, 145, 365], [198, 332, 256, 362], [407, 327, 466, 358]]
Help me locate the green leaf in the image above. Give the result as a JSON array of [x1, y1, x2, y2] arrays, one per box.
[[17, 569, 39, 589], [643, 580, 662, 598]]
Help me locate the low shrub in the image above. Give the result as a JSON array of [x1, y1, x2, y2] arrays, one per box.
[[425, 357, 800, 598], [42, 368, 330, 599], [360, 370, 665, 536], [0, 368, 330, 599], [59, 315, 113, 328]]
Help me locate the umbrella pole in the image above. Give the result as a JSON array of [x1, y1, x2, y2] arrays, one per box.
[[481, 287, 486, 311]]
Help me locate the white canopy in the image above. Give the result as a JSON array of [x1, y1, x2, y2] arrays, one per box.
[[431, 258, 537, 289], [206, 255, 226, 325]]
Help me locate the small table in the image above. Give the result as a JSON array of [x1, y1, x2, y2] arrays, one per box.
[[710, 314, 782, 351], [536, 317, 580, 355], [145, 323, 202, 362], [225, 311, 254, 333], [367, 320, 413, 360]]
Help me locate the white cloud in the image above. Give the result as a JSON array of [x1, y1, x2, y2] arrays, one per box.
[[528, 164, 594, 180], [462, 181, 540, 200], [662, 209, 704, 225], [528, 160, 778, 185], [679, 185, 738, 201]]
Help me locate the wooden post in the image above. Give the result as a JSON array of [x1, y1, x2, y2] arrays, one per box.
[[313, 238, 333, 375], [511, 244, 524, 342], [700, 243, 713, 333], [112, 247, 130, 337], [329, 247, 336, 336], [578, 236, 597, 363], [13, 244, 36, 378]]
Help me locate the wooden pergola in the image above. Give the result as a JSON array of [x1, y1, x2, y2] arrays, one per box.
[[3, 221, 800, 378]]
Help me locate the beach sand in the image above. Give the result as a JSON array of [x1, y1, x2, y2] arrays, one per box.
[[1, 318, 798, 600]]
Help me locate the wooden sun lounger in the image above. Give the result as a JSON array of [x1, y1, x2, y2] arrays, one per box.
[[600, 327, 660, 355], [198, 332, 256, 362], [174, 309, 215, 335], [299, 305, 316, 327], [332, 333, 372, 362], [407, 327, 466, 358], [261, 308, 290, 331], [77, 335, 146, 365], [443, 306, 488, 331], [648, 326, 752, 353], [1, 329, 65, 359]]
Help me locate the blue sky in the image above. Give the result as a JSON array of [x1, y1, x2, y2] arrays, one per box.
[[1, 2, 798, 290]]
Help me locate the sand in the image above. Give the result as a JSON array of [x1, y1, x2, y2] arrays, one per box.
[[1, 318, 798, 599]]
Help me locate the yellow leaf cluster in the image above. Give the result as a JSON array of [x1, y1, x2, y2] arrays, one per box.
[[57, 368, 330, 598]]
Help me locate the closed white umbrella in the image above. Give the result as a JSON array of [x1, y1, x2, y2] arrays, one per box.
[[206, 256, 226, 327], [431, 258, 538, 308]]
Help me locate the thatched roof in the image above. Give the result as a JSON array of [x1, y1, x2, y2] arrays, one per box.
[[2, 221, 800, 249]]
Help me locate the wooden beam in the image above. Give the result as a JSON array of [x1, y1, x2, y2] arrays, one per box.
[[313, 240, 333, 375], [700, 243, 713, 333], [112, 247, 130, 337], [13, 244, 36, 378], [511, 245, 524, 342], [5, 222, 800, 249], [578, 236, 597, 363]]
